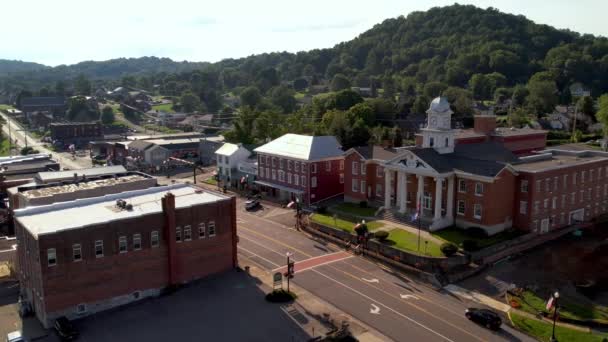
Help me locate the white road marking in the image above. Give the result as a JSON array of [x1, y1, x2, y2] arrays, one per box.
[[370, 304, 381, 315], [312, 269, 455, 342], [239, 233, 300, 261], [237, 246, 281, 267], [361, 277, 379, 283], [270, 251, 352, 272], [400, 294, 420, 300]]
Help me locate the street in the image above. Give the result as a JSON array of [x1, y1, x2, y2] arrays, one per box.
[[235, 198, 535, 342]]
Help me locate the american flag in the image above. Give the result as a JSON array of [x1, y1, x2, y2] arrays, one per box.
[[411, 194, 421, 222]]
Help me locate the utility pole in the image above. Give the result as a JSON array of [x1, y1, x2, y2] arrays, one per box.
[[572, 105, 578, 142], [550, 291, 560, 342]]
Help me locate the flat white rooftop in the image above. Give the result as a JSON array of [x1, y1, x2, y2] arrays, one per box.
[[14, 183, 228, 238]]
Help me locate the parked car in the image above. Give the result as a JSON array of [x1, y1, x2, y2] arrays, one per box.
[[6, 330, 25, 342], [54, 317, 79, 340], [245, 199, 261, 211], [465, 308, 502, 330]]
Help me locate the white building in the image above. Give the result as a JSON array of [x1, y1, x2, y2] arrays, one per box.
[[215, 143, 251, 184]]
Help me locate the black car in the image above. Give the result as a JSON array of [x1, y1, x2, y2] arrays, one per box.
[[245, 199, 261, 211], [465, 308, 502, 330], [54, 316, 79, 340]]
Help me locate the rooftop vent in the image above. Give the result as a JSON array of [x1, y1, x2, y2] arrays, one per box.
[[116, 199, 127, 209], [125, 203, 133, 211]]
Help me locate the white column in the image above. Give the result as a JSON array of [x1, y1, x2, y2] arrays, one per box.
[[434, 177, 443, 221], [399, 172, 407, 213], [416, 175, 424, 213], [447, 176, 455, 218], [384, 169, 392, 209], [396, 171, 402, 205]]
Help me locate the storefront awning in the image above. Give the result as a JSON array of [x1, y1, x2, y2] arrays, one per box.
[[254, 180, 304, 194]]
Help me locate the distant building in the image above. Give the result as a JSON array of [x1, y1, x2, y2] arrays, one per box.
[[254, 134, 344, 205], [15, 183, 237, 327], [19, 97, 66, 115], [33, 165, 128, 184], [50, 122, 103, 146], [569, 83, 591, 97]]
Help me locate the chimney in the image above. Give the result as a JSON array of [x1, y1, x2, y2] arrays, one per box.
[[162, 192, 178, 286], [473, 115, 497, 135]]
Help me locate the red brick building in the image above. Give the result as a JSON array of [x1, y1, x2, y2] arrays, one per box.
[[254, 134, 344, 205], [14, 184, 236, 327], [345, 97, 608, 236]]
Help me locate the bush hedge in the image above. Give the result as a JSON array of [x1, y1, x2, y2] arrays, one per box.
[[440, 242, 458, 256], [462, 239, 479, 252], [265, 289, 297, 303], [374, 230, 389, 241]]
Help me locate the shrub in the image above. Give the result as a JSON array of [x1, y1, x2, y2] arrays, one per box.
[[465, 227, 488, 239], [440, 242, 458, 256], [374, 230, 389, 241], [359, 201, 368, 208], [265, 289, 297, 303], [316, 206, 328, 214], [462, 239, 479, 252]]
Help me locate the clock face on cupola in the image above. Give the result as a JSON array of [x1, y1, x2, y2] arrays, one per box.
[[422, 96, 456, 154]]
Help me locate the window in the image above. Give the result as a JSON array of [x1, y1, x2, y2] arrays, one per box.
[[457, 201, 465, 215], [458, 179, 466, 193], [360, 163, 366, 175], [271, 170, 276, 180], [445, 137, 449, 147], [208, 221, 216, 237], [287, 173, 292, 184], [543, 199, 549, 209], [199, 223, 206, 238], [376, 167, 383, 178], [560, 212, 565, 225], [47, 248, 57, 267], [429, 137, 434, 147], [259, 155, 264, 165], [278, 171, 285, 182], [563, 174, 568, 186], [301, 176, 306, 187], [311, 163, 317, 174], [580, 190, 584, 203], [552, 197, 557, 209], [295, 161, 300, 172], [339, 160, 344, 171], [520, 180, 528, 193], [573, 172, 577, 185], [76, 304, 87, 314], [376, 184, 382, 197], [475, 183, 483, 196], [352, 161, 359, 175], [339, 174, 344, 184], [561, 195, 566, 208], [294, 175, 300, 186], [571, 192, 576, 205], [534, 201, 539, 214], [280, 159, 284, 169], [545, 178, 550, 192], [352, 180, 359, 193], [311, 176, 317, 188], [536, 180, 542, 192], [259, 168, 264, 178], [582, 171, 586, 183], [590, 170, 594, 181], [265, 168, 269, 179], [176, 227, 182, 243], [119, 236, 128, 253], [473, 204, 482, 219], [151, 231, 159, 247], [288, 160, 292, 171], [72, 244, 82, 262], [224, 156, 229, 164], [326, 161, 331, 172], [361, 180, 366, 194], [95, 240, 104, 258], [272, 157, 276, 167], [520, 201, 527, 215], [184, 226, 192, 241], [554, 177, 558, 191]]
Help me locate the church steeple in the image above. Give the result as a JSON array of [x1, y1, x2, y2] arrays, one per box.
[[420, 96, 455, 154]]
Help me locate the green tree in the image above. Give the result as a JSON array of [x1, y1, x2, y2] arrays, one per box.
[[392, 126, 403, 147], [443, 87, 473, 117], [224, 108, 257, 144], [330, 74, 351, 92], [293, 78, 308, 91], [347, 102, 375, 126], [334, 89, 363, 111], [413, 95, 430, 114], [423, 82, 448, 99], [240, 86, 262, 109], [348, 118, 371, 148], [382, 76, 396, 100], [527, 77, 558, 114], [121, 75, 137, 88], [100, 106, 115, 124], [576, 96, 595, 118], [512, 85, 529, 107], [270, 85, 296, 113], [180, 92, 201, 113], [507, 107, 531, 127], [596, 94, 608, 146], [54, 80, 66, 96], [68, 96, 98, 121], [468, 74, 492, 100], [38, 87, 50, 97], [74, 74, 91, 95], [254, 110, 282, 141]]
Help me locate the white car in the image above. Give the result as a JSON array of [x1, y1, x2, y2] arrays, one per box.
[[6, 330, 25, 342]]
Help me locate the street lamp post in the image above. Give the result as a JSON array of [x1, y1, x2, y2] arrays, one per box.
[[551, 291, 560, 342], [286, 252, 294, 293], [295, 198, 301, 231], [424, 240, 428, 256]]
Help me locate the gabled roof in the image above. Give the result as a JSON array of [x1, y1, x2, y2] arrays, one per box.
[[349, 145, 398, 161], [452, 141, 517, 163], [128, 140, 155, 151], [254, 134, 342, 161]]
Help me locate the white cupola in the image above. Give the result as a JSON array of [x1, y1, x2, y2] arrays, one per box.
[[420, 96, 455, 154]]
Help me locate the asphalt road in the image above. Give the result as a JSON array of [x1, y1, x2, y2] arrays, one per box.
[[236, 199, 535, 342]]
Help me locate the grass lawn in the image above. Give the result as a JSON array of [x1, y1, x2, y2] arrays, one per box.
[[510, 313, 608, 342], [385, 229, 443, 257], [514, 291, 608, 323], [152, 103, 175, 113], [0, 104, 14, 111], [0, 137, 10, 156], [431, 227, 522, 249], [143, 124, 180, 134], [310, 213, 383, 233], [202, 177, 217, 186], [294, 92, 307, 99], [330, 203, 377, 217]]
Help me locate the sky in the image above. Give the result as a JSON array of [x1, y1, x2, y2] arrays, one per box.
[[2, 0, 607, 66]]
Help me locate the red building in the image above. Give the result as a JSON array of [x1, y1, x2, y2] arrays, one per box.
[[14, 184, 237, 327], [254, 134, 344, 205], [344, 97, 608, 236]]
